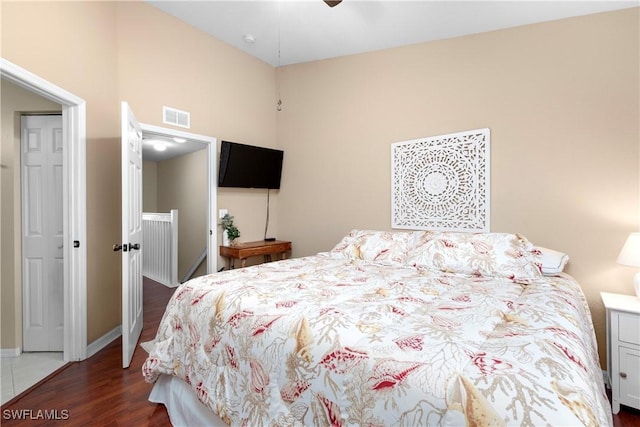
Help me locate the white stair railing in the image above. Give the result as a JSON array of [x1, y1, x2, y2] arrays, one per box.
[[142, 210, 178, 287]]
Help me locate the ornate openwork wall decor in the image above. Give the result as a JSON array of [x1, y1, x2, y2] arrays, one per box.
[[391, 128, 490, 232]]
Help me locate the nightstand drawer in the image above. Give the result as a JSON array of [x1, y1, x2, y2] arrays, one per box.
[[618, 312, 640, 345]]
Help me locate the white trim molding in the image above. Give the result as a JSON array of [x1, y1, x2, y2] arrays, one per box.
[[0, 348, 21, 358], [86, 326, 121, 359]]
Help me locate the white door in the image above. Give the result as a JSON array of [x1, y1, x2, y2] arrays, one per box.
[[120, 102, 144, 368], [22, 114, 64, 352]]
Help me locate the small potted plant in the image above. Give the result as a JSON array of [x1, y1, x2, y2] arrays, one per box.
[[221, 213, 240, 246]]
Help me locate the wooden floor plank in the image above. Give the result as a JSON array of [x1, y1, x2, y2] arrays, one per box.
[[2, 277, 639, 426], [1, 278, 173, 426]]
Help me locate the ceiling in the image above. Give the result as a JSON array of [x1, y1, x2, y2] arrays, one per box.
[[142, 131, 207, 162], [143, 0, 637, 161], [147, 0, 638, 67]]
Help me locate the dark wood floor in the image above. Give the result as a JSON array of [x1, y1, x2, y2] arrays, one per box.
[[1, 278, 174, 426], [612, 398, 640, 427], [2, 278, 639, 426]]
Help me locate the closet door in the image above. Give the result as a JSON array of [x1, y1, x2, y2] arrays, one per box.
[[22, 114, 64, 352]]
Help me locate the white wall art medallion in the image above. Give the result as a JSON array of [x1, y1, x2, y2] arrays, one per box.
[[391, 128, 490, 232]]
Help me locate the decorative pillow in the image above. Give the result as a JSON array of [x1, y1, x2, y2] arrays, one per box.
[[330, 229, 414, 265], [536, 246, 569, 276], [406, 232, 543, 284]]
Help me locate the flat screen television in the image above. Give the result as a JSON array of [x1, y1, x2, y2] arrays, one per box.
[[218, 141, 284, 189]]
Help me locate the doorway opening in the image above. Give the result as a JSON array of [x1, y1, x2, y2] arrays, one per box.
[[1, 58, 87, 362], [139, 123, 217, 277]]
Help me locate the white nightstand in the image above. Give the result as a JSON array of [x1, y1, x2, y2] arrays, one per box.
[[601, 292, 640, 414]]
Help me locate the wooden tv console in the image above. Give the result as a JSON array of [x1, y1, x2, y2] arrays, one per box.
[[220, 240, 292, 269]]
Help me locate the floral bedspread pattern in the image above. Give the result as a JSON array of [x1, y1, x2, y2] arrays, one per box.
[[143, 231, 611, 426]]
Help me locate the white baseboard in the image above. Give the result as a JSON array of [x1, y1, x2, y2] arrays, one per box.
[[2, 326, 123, 360], [86, 325, 122, 359], [0, 348, 21, 358]]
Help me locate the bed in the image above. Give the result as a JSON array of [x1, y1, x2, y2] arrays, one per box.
[[142, 230, 612, 426]]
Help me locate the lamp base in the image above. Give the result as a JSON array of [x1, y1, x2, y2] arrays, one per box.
[[634, 272, 640, 301]]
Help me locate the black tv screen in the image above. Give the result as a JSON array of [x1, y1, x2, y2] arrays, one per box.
[[218, 141, 284, 189]]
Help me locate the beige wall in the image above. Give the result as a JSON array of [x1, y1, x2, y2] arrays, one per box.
[[277, 8, 639, 368], [115, 1, 280, 246], [2, 1, 122, 345], [156, 149, 208, 279], [1, 81, 61, 350], [1, 1, 276, 346], [142, 160, 158, 212]]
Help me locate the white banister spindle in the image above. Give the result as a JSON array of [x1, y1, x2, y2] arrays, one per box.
[[142, 210, 178, 287]]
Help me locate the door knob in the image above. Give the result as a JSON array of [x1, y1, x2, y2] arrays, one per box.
[[114, 243, 140, 251]]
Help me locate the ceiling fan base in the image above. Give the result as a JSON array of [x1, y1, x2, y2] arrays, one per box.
[[324, 0, 343, 7]]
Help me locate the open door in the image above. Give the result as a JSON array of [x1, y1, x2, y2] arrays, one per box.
[[119, 102, 143, 368]]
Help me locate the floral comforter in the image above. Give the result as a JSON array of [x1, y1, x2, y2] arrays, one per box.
[[143, 231, 611, 426]]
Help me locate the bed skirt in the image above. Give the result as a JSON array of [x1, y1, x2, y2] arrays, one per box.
[[149, 374, 226, 427]]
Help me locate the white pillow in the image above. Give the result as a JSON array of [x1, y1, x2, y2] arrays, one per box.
[[329, 229, 414, 265], [406, 232, 544, 284], [537, 247, 570, 275]]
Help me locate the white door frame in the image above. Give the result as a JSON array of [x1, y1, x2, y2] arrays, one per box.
[[139, 123, 217, 274], [1, 58, 87, 361]]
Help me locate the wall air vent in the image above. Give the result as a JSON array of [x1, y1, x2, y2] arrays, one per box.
[[163, 106, 190, 129]]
